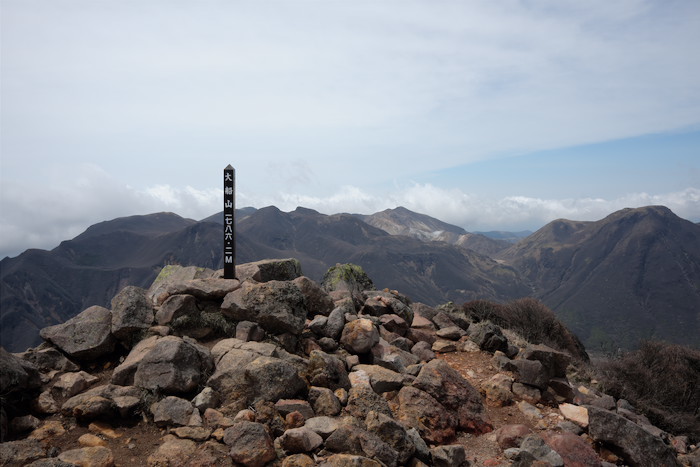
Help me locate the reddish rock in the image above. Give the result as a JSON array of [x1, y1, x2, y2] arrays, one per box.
[[393, 386, 457, 444], [413, 359, 493, 434], [494, 424, 532, 449], [543, 431, 602, 467], [340, 319, 380, 354]]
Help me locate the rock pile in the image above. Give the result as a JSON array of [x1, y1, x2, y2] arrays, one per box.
[[1, 259, 696, 466]]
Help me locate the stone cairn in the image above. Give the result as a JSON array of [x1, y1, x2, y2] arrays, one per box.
[[0, 259, 693, 466]]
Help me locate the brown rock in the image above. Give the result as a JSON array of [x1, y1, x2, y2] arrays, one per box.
[[413, 359, 493, 434], [79, 433, 107, 447], [58, 446, 114, 467], [340, 319, 379, 354], [223, 421, 277, 467], [146, 435, 197, 467], [482, 373, 514, 407], [393, 386, 457, 444], [282, 454, 316, 467], [317, 454, 382, 467], [278, 427, 324, 453], [494, 424, 532, 449]]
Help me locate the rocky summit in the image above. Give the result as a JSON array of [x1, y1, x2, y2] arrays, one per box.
[[0, 259, 695, 466]]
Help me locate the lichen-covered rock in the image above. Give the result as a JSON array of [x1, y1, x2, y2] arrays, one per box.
[[322, 264, 375, 295], [40, 306, 115, 360], [222, 281, 307, 335]]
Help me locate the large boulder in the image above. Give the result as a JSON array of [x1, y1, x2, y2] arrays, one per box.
[[15, 346, 79, 373], [587, 406, 680, 467], [110, 286, 154, 345], [361, 291, 413, 325], [39, 306, 116, 360], [147, 265, 218, 305], [62, 384, 142, 420], [130, 336, 213, 394], [322, 264, 374, 297], [293, 276, 335, 317], [469, 321, 508, 353], [0, 347, 40, 396], [521, 344, 571, 379], [236, 258, 303, 283], [221, 281, 307, 335], [365, 410, 415, 465], [393, 386, 457, 444], [245, 356, 307, 403], [413, 359, 492, 434]]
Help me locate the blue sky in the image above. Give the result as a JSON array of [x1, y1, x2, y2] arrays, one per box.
[[1, 0, 699, 258]]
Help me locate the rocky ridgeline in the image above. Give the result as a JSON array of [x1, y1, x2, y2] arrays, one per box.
[[0, 259, 695, 466]]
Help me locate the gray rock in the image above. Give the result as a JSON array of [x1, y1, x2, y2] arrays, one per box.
[[111, 286, 154, 345], [111, 335, 161, 385], [510, 358, 550, 390], [235, 320, 266, 342], [278, 427, 324, 453], [365, 410, 415, 465], [306, 350, 351, 391], [325, 425, 398, 467], [304, 416, 342, 439], [379, 314, 409, 337], [406, 427, 431, 463], [9, 415, 41, 433], [40, 305, 115, 360], [147, 265, 218, 305], [410, 341, 436, 362], [207, 348, 259, 404], [345, 384, 393, 420], [587, 406, 680, 467], [52, 370, 98, 397], [132, 335, 214, 394], [245, 356, 307, 403], [192, 387, 219, 412], [0, 347, 40, 395], [236, 258, 303, 283], [221, 280, 307, 335], [16, 346, 79, 373], [469, 321, 508, 353], [0, 439, 47, 466], [436, 326, 467, 340], [150, 396, 194, 427], [61, 384, 142, 420], [155, 294, 198, 325], [521, 344, 571, 378], [352, 365, 403, 393], [293, 276, 335, 316], [431, 311, 458, 330], [519, 434, 564, 466], [223, 421, 277, 467], [430, 444, 467, 467]]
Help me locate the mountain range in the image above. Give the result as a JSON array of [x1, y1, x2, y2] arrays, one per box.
[[1, 205, 698, 353]]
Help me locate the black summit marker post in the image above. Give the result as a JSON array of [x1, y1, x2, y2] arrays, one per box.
[[223, 164, 236, 279]]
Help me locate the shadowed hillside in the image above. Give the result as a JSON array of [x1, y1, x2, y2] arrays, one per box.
[[498, 206, 700, 351]]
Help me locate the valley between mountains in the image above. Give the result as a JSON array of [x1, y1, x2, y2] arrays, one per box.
[[1, 205, 699, 353]]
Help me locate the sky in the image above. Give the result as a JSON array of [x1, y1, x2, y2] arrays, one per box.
[[1, 0, 699, 259]]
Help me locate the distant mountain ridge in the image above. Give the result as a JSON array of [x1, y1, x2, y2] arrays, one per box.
[[1, 205, 698, 353], [497, 206, 700, 350], [0, 207, 529, 351]]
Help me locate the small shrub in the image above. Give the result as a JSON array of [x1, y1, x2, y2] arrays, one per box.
[[462, 297, 589, 362], [597, 340, 700, 441]]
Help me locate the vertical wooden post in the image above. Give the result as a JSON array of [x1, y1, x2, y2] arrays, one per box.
[[223, 164, 236, 279]]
